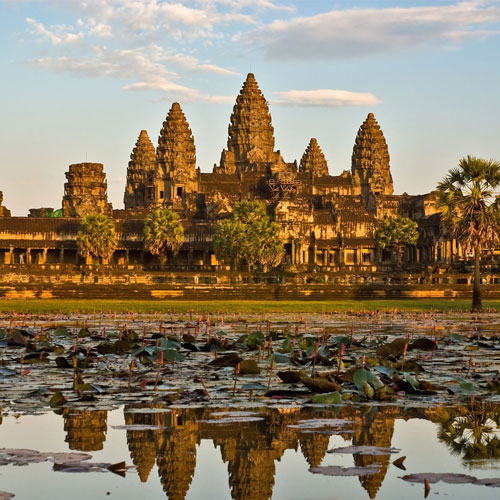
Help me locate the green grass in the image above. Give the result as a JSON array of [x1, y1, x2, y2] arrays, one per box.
[[0, 299, 499, 314]]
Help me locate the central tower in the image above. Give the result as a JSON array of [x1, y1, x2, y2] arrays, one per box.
[[216, 73, 286, 175]]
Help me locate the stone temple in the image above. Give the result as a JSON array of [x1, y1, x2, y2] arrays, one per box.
[[0, 73, 475, 270]]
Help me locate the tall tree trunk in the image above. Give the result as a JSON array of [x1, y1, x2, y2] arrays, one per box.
[[472, 245, 482, 313]]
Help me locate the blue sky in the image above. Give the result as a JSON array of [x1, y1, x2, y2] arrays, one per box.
[[1, 0, 499, 215]]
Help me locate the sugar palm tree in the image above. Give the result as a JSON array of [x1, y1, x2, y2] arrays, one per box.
[[438, 402, 500, 464], [437, 156, 500, 312], [143, 209, 184, 263], [76, 214, 117, 264], [376, 217, 419, 267]]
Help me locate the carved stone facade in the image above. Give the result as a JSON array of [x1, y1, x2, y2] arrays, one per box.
[[299, 138, 329, 177], [62, 163, 112, 218], [351, 113, 394, 202], [153, 102, 198, 207], [0, 73, 485, 272], [124, 130, 156, 209], [216, 73, 288, 175]]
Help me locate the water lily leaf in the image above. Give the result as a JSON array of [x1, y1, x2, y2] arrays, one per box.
[[310, 465, 381, 476], [241, 382, 267, 391], [53, 326, 72, 338], [393, 456, 406, 470], [402, 372, 419, 390], [453, 375, 481, 393], [277, 370, 305, 383], [374, 365, 395, 378], [328, 446, 400, 455], [401, 472, 477, 484], [238, 359, 260, 374], [48, 391, 66, 407], [271, 353, 291, 364], [78, 328, 90, 338], [311, 391, 343, 404]]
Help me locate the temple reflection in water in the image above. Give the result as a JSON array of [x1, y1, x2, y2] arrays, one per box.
[[58, 403, 500, 500]]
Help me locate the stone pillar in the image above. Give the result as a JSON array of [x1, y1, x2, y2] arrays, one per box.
[[125, 249, 129, 265], [323, 250, 327, 266], [42, 248, 48, 264], [26, 249, 32, 264], [291, 241, 295, 264], [59, 248, 64, 263]]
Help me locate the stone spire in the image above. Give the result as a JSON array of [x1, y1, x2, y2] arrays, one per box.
[[351, 113, 394, 200], [299, 138, 328, 177], [218, 73, 282, 174], [124, 130, 156, 209], [62, 163, 113, 217], [0, 191, 11, 217], [156, 102, 196, 183]]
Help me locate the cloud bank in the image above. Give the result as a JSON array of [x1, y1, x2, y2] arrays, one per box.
[[241, 1, 500, 61], [274, 89, 380, 107]]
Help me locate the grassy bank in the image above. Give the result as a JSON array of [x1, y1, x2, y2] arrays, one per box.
[[0, 299, 499, 314]]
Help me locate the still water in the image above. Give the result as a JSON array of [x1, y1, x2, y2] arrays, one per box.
[[1, 403, 500, 500]]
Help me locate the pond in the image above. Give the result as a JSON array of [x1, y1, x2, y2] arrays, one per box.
[[1, 310, 500, 499], [1, 403, 500, 499]]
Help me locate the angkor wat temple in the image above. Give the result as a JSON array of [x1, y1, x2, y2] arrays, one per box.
[[0, 73, 486, 275]]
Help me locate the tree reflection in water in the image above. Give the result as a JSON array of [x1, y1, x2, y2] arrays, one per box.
[[438, 400, 500, 464]]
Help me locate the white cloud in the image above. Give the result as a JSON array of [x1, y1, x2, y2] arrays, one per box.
[[274, 89, 380, 107], [241, 1, 500, 60], [26, 17, 84, 45], [28, 43, 237, 101]]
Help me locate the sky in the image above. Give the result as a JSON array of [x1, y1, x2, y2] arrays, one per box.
[[0, 0, 499, 215]]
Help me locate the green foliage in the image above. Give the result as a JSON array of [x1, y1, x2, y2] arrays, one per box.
[[376, 216, 419, 265], [143, 209, 184, 262], [436, 155, 500, 252], [48, 209, 63, 218], [436, 155, 500, 311], [376, 217, 419, 249], [213, 201, 284, 271], [76, 214, 117, 262]]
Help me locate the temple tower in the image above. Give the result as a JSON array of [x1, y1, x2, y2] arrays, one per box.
[[154, 102, 197, 205], [299, 138, 328, 177], [217, 73, 285, 174], [351, 113, 393, 202], [124, 130, 156, 209], [62, 163, 112, 217], [0, 191, 10, 217]]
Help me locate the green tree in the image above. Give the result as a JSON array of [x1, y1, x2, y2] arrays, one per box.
[[76, 214, 117, 264], [437, 156, 500, 312], [213, 219, 245, 270], [143, 209, 184, 263], [376, 216, 419, 266], [213, 201, 284, 272]]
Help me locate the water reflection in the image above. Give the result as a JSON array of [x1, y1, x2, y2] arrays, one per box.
[[63, 409, 108, 451], [54, 403, 500, 499], [438, 401, 500, 464]]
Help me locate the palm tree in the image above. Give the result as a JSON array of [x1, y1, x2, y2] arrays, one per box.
[[438, 402, 500, 464], [76, 214, 117, 264], [376, 217, 419, 267], [437, 156, 500, 312], [143, 209, 184, 263]]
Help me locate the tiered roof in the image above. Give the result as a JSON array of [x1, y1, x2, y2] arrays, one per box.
[[124, 130, 156, 209], [299, 138, 329, 177], [156, 102, 196, 182]]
